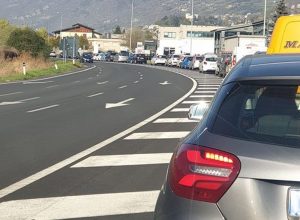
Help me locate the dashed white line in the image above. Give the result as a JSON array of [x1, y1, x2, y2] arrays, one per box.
[[46, 85, 59, 89], [97, 81, 108, 85], [0, 91, 23, 97], [125, 132, 190, 140], [190, 95, 214, 98], [0, 191, 160, 219], [194, 91, 216, 94], [153, 118, 197, 123], [87, 92, 103, 98], [133, 81, 139, 84], [71, 153, 172, 168], [18, 97, 40, 102], [118, 85, 128, 89], [27, 105, 59, 113], [171, 108, 190, 112]]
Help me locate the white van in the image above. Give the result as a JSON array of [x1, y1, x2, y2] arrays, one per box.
[[199, 54, 218, 74]]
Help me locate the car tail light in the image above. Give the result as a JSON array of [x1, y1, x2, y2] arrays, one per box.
[[204, 62, 207, 65], [169, 144, 241, 203]]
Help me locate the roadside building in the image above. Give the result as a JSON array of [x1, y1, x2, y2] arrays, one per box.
[[212, 20, 265, 54], [89, 34, 126, 53], [156, 25, 223, 56], [53, 23, 102, 39]]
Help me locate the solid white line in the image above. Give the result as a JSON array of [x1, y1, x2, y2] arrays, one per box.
[[194, 91, 216, 94], [153, 118, 197, 123], [197, 83, 220, 85], [118, 85, 128, 89], [171, 108, 190, 112], [88, 92, 103, 98], [0, 92, 23, 97], [71, 153, 172, 168], [190, 95, 214, 98], [46, 85, 59, 89], [182, 101, 211, 104], [18, 97, 40, 102], [0, 73, 197, 199], [125, 132, 190, 140], [198, 86, 219, 88], [0, 191, 160, 219], [27, 105, 59, 113], [196, 88, 218, 90]]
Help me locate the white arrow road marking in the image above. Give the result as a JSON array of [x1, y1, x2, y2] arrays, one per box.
[[105, 98, 135, 109], [0, 101, 23, 106], [0, 191, 160, 219], [97, 81, 108, 85], [0, 91, 23, 97], [71, 153, 172, 168], [160, 81, 171, 85], [88, 92, 103, 98], [0, 97, 40, 106]]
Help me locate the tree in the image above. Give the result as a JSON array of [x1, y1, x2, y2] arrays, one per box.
[[268, 0, 289, 36], [113, 25, 122, 34], [7, 27, 50, 58], [0, 19, 15, 47], [79, 36, 89, 50], [122, 27, 145, 51], [49, 36, 60, 49]]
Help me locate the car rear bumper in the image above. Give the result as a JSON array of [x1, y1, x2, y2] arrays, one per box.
[[154, 183, 224, 220]]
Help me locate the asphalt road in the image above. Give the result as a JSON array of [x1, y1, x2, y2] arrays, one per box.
[[0, 63, 223, 219]]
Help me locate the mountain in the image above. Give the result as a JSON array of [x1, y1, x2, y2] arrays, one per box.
[[0, 0, 298, 33]]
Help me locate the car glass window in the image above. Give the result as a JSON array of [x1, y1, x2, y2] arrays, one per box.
[[212, 84, 300, 148], [206, 57, 217, 62]]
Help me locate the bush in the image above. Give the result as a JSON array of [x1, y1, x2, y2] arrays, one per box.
[[7, 27, 50, 58]]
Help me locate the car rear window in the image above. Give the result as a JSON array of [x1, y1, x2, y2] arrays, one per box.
[[206, 57, 217, 62], [211, 83, 300, 148]]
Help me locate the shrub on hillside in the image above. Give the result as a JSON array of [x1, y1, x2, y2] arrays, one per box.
[[7, 27, 50, 58]]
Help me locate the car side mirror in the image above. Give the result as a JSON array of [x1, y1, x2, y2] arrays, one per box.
[[188, 102, 209, 121]]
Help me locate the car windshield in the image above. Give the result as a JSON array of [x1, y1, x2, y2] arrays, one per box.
[[120, 51, 129, 56], [212, 83, 300, 148]]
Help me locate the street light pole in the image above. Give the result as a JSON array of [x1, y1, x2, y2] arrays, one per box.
[[190, 0, 194, 55], [263, 0, 267, 37], [129, 0, 134, 52]]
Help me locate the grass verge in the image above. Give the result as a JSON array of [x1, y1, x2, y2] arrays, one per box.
[[0, 60, 82, 83]]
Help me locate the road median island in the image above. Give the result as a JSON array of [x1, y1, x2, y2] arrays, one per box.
[[0, 56, 83, 83]]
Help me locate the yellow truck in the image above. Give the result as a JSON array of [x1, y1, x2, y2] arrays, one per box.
[[267, 15, 300, 54]]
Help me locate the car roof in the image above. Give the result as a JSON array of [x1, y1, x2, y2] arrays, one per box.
[[224, 54, 300, 84]]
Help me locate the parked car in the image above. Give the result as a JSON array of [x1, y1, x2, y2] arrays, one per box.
[[177, 55, 186, 68], [199, 53, 218, 73], [189, 55, 203, 70], [216, 52, 232, 77], [180, 56, 193, 69], [167, 54, 180, 67], [114, 51, 129, 62], [93, 53, 105, 61], [151, 55, 167, 65], [105, 52, 117, 62], [49, 51, 56, 58], [132, 54, 147, 64], [154, 53, 300, 220], [81, 52, 93, 63]]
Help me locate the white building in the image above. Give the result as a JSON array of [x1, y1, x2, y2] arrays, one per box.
[[156, 25, 223, 56], [53, 23, 102, 39]]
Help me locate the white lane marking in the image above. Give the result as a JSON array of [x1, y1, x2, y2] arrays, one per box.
[[105, 98, 134, 109], [153, 118, 197, 123], [171, 108, 190, 112], [182, 101, 211, 104], [140, 77, 143, 80], [97, 81, 108, 85], [190, 95, 214, 98], [197, 83, 221, 85], [46, 85, 59, 89], [27, 105, 59, 113], [118, 85, 128, 89], [125, 132, 189, 140], [18, 97, 40, 102], [72, 153, 172, 168], [0, 191, 160, 219], [88, 77, 93, 80], [0, 101, 22, 106], [194, 91, 216, 94], [0, 71, 196, 199], [133, 81, 139, 84], [87, 92, 103, 98], [23, 81, 54, 84], [198, 86, 219, 88], [196, 88, 218, 90], [0, 92, 23, 97], [72, 81, 81, 84]]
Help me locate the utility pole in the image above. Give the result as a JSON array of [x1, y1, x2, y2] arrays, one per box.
[[190, 0, 194, 55], [129, 0, 134, 52], [72, 37, 76, 65], [263, 0, 267, 37]]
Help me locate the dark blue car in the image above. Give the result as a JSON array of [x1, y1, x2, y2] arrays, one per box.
[[180, 56, 193, 69], [81, 52, 93, 63]]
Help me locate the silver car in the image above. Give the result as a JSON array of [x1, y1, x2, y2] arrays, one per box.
[[114, 51, 129, 62], [154, 54, 300, 220]]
